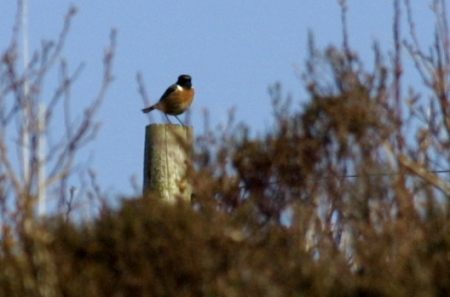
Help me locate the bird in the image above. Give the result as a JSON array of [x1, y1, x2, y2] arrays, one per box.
[[142, 74, 195, 125]]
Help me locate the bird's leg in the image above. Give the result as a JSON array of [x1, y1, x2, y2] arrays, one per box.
[[164, 113, 173, 124], [174, 115, 185, 126]]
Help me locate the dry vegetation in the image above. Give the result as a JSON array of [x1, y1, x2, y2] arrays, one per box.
[[1, 0, 450, 296]]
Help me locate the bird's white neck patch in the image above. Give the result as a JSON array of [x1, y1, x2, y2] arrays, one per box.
[[176, 85, 183, 91]]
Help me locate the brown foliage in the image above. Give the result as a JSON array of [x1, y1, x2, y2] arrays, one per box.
[[2, 0, 450, 296]]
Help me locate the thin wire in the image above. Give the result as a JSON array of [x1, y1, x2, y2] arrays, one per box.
[[235, 169, 450, 190]]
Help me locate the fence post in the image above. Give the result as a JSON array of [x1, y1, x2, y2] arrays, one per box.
[[143, 124, 193, 202]]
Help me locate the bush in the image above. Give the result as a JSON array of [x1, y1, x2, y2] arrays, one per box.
[[2, 0, 450, 296]]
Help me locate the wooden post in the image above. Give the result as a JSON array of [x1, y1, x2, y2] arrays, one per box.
[[143, 124, 193, 202]]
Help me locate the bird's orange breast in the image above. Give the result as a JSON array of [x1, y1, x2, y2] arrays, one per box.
[[159, 88, 195, 115]]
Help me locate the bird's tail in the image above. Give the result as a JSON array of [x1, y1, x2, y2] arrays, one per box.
[[141, 106, 155, 113]]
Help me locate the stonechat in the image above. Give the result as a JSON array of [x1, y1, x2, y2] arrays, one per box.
[[142, 74, 195, 125]]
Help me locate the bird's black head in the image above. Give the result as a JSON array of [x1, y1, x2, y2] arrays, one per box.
[[177, 74, 192, 89]]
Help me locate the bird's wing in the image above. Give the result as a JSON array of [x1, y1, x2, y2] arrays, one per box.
[[159, 84, 179, 101]]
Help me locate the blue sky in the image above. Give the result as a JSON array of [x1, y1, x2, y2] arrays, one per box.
[[0, 1, 439, 199]]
